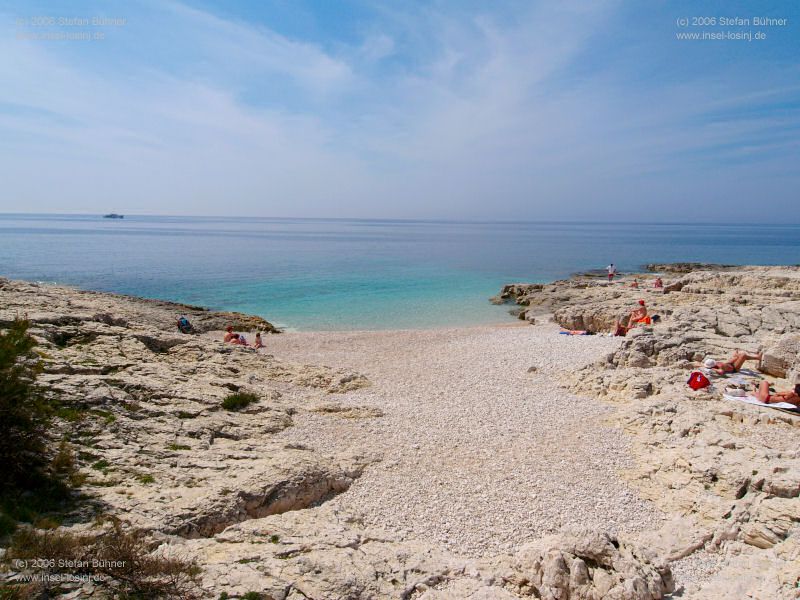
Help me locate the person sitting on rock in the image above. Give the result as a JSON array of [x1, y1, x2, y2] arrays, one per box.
[[630, 279, 639, 289], [653, 277, 663, 289], [228, 333, 249, 346], [176, 315, 193, 334], [753, 380, 800, 407], [613, 300, 652, 336], [224, 326, 236, 343], [613, 320, 629, 336], [705, 350, 762, 375], [627, 300, 649, 328], [254, 332, 265, 349]]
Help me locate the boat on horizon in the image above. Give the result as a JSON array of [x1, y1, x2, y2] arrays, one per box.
[[103, 213, 124, 219]]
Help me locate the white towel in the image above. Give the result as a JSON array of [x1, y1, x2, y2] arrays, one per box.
[[723, 394, 799, 411]]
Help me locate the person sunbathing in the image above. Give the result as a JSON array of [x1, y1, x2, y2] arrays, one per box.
[[224, 326, 236, 343], [705, 350, 762, 375], [630, 279, 639, 289], [753, 380, 800, 407], [627, 300, 649, 328], [230, 333, 249, 346], [654, 277, 663, 289], [615, 310, 659, 336], [176, 315, 194, 334], [613, 320, 629, 336]]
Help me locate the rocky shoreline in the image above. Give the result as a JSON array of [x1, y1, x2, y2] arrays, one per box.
[[0, 268, 798, 599], [496, 264, 800, 597]]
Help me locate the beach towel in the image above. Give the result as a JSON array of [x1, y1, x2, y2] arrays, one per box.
[[723, 394, 799, 411], [737, 368, 760, 377]]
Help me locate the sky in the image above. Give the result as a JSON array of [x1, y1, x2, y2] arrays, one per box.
[[0, 0, 798, 221]]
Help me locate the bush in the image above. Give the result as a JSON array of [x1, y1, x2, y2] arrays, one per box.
[[0, 320, 76, 531], [51, 441, 84, 487], [2, 519, 201, 599], [0, 320, 51, 490], [92, 459, 111, 471], [221, 392, 259, 411], [167, 443, 191, 451], [0, 320, 90, 537]]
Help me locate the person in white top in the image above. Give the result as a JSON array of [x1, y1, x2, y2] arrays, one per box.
[[606, 263, 617, 282]]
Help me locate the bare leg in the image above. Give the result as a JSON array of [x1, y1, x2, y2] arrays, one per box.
[[730, 351, 762, 371], [754, 381, 771, 403]]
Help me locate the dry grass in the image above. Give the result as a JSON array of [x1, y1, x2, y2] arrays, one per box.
[[2, 518, 201, 599]]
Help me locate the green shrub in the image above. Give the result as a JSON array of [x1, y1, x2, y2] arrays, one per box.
[[0, 582, 36, 599], [91, 409, 116, 423], [167, 443, 191, 451], [0, 513, 16, 537], [52, 403, 87, 422], [221, 392, 259, 411], [0, 320, 50, 490], [51, 441, 85, 487], [0, 481, 72, 528], [0, 320, 77, 530]]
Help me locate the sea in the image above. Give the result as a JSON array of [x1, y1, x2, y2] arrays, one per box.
[[1, 214, 798, 331]]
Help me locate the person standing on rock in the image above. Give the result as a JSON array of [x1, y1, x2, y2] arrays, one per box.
[[606, 263, 617, 282]]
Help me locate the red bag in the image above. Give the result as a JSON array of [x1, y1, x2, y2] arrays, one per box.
[[687, 371, 710, 390]]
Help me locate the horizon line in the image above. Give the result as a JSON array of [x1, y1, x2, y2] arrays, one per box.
[[1, 211, 800, 228]]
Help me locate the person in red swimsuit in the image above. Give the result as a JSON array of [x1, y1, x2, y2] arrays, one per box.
[[708, 350, 762, 375], [754, 381, 800, 406]]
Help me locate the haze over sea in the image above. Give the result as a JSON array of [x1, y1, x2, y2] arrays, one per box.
[[2, 214, 799, 331]]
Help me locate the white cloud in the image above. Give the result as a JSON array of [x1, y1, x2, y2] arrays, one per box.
[[0, 0, 797, 220]]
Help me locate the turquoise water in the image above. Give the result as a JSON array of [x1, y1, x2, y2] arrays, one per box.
[[1, 214, 799, 330]]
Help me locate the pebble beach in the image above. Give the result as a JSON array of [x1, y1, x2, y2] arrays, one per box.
[[268, 323, 664, 557]]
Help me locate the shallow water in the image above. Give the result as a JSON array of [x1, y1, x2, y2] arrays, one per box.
[[1, 214, 798, 330]]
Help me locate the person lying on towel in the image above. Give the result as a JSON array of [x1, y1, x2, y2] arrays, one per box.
[[704, 350, 762, 375], [753, 381, 800, 407]]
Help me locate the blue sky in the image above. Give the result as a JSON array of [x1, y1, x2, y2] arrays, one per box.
[[1, 0, 798, 220]]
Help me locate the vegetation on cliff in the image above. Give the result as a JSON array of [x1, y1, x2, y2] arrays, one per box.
[[0, 319, 75, 535]]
